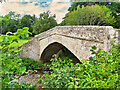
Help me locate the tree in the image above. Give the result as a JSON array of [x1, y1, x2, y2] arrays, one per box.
[[32, 11, 57, 34], [1, 12, 21, 34], [2, 19, 19, 34], [68, 2, 120, 13], [62, 5, 116, 26], [1, 12, 37, 35], [67, 2, 120, 28], [20, 15, 35, 33]]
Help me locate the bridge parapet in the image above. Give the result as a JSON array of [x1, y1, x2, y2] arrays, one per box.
[[35, 26, 114, 43], [114, 29, 120, 44], [18, 26, 119, 62]]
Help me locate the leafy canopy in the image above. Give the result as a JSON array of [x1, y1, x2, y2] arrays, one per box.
[[40, 44, 120, 88], [32, 11, 57, 34], [67, 2, 120, 28], [62, 5, 116, 26]]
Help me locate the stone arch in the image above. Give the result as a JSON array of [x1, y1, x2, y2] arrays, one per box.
[[40, 41, 80, 62], [18, 26, 114, 62]]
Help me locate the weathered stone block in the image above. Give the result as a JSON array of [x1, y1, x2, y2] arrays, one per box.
[[18, 26, 119, 62]]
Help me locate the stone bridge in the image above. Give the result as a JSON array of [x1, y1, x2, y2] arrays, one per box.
[[18, 26, 120, 62]]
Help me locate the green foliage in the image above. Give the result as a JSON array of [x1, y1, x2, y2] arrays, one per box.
[[14, 27, 32, 39], [68, 44, 120, 88], [40, 55, 80, 88], [40, 44, 120, 88], [1, 12, 36, 35], [0, 0, 6, 3], [59, 48, 80, 63], [21, 57, 43, 70], [32, 11, 57, 34], [20, 15, 36, 33], [1, 27, 31, 50], [68, 2, 120, 13], [62, 5, 116, 26], [2, 54, 26, 87], [2, 19, 19, 34], [1, 27, 36, 88], [1, 11, 57, 35], [67, 2, 120, 28], [1, 11, 21, 34], [5, 81, 37, 88], [0, 36, 32, 49]]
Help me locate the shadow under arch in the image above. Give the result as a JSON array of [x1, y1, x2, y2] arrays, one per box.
[[40, 42, 80, 63]]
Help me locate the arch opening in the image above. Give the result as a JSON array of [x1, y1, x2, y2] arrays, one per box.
[[40, 42, 81, 64]]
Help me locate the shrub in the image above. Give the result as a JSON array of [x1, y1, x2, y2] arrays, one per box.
[[62, 5, 116, 26], [1, 27, 37, 88], [2, 19, 19, 34], [40, 55, 81, 88], [40, 44, 120, 88], [67, 2, 120, 28], [14, 27, 32, 39], [21, 57, 43, 70], [68, 44, 120, 88], [1, 12, 21, 34], [32, 11, 57, 34]]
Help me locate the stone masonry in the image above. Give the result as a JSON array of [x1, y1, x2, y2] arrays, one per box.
[[18, 26, 119, 62]]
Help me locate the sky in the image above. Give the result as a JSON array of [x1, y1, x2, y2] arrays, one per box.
[[0, 0, 71, 23], [1, 0, 119, 23]]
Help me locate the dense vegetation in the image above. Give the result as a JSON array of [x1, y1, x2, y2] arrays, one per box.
[[1, 27, 120, 89], [32, 11, 57, 34], [1, 27, 43, 88], [61, 5, 116, 26], [1, 1, 120, 89], [1, 2, 120, 35], [60, 2, 120, 28], [40, 44, 120, 88], [0, 11, 57, 35], [0, 36, 32, 49], [2, 28, 119, 88]]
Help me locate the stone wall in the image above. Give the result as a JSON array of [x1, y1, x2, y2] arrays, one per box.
[[18, 26, 119, 62], [114, 29, 120, 44], [118, 30, 120, 44]]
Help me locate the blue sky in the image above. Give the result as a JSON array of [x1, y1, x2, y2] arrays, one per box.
[[0, 0, 71, 23], [2, 0, 119, 23]]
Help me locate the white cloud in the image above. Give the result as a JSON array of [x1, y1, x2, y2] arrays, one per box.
[[0, 2, 70, 23], [52, 0, 70, 2], [6, 0, 70, 2]]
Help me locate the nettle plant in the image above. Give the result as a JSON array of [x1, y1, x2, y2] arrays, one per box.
[[1, 27, 33, 88], [68, 44, 120, 88], [40, 44, 120, 88], [40, 55, 82, 88]]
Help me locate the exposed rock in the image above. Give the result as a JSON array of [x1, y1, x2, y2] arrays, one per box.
[[10, 70, 44, 86]]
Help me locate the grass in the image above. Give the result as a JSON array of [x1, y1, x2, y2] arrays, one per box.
[[0, 36, 33, 49]]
